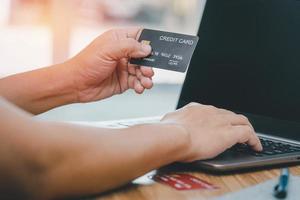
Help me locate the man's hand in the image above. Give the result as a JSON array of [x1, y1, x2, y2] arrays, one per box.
[[0, 28, 154, 114], [161, 103, 263, 162], [0, 98, 262, 199], [68, 27, 154, 103]]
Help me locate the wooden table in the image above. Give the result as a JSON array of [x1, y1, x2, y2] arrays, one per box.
[[96, 165, 300, 200]]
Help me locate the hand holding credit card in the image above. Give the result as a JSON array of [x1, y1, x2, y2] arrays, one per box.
[[130, 29, 199, 73]]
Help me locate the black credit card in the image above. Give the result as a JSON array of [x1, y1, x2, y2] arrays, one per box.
[[130, 29, 199, 73]]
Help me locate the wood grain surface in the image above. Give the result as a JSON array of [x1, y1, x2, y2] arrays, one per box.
[[95, 166, 300, 200]]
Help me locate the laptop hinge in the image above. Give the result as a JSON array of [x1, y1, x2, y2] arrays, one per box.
[[257, 133, 300, 145]]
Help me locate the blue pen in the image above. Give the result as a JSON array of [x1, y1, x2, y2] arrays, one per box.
[[273, 168, 289, 199]]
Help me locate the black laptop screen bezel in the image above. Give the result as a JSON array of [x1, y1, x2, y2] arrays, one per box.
[[176, 0, 300, 142]]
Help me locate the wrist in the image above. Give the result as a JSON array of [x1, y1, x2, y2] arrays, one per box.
[[159, 122, 191, 162], [54, 60, 81, 104], [45, 62, 79, 104], [63, 57, 97, 104], [140, 122, 191, 164]]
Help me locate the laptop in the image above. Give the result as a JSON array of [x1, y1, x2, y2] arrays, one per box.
[[84, 0, 300, 171]]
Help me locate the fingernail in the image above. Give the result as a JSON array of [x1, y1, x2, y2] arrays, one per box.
[[141, 77, 152, 87], [141, 44, 152, 54]]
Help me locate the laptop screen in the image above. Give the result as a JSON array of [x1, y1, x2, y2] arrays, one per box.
[[177, 0, 300, 141]]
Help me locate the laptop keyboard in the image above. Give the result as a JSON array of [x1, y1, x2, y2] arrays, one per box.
[[230, 138, 300, 157]]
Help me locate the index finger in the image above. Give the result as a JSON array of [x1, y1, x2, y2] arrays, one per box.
[[232, 126, 263, 151]]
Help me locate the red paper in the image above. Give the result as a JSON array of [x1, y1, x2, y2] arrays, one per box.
[[151, 173, 218, 191]]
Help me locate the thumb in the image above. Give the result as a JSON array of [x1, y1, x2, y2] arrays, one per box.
[[107, 38, 152, 60]]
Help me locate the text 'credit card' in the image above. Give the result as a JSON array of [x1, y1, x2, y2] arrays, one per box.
[[130, 29, 199, 73]]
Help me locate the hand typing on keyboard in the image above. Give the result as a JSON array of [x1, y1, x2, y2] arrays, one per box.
[[161, 102, 263, 162]]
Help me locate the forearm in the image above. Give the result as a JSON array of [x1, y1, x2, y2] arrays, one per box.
[[0, 99, 188, 200], [0, 62, 78, 114], [34, 122, 187, 199]]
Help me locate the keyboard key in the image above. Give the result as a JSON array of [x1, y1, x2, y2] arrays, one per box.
[[230, 138, 300, 157], [250, 152, 264, 157]]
